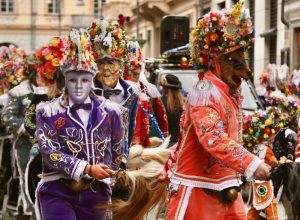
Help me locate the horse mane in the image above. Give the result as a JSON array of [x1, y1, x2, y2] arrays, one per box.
[[110, 161, 168, 220], [271, 163, 300, 219]]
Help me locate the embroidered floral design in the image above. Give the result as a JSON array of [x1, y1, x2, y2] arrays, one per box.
[[54, 117, 66, 129], [50, 153, 62, 162]]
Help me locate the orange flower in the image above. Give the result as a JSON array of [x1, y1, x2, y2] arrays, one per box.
[[191, 29, 198, 36], [204, 36, 210, 44], [7, 75, 15, 83], [51, 58, 60, 67], [45, 53, 54, 61], [210, 33, 218, 42], [49, 37, 60, 47]]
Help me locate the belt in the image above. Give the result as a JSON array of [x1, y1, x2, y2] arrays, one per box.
[[60, 178, 96, 192]]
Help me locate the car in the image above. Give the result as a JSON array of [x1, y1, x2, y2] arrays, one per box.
[[145, 61, 261, 115]]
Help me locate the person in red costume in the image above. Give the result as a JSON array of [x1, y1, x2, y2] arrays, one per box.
[[164, 2, 271, 220], [125, 41, 168, 147]]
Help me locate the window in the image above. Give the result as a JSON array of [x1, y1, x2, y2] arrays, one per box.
[[94, 0, 105, 17], [295, 28, 300, 69], [203, 7, 211, 15], [218, 1, 225, 10], [1, 0, 14, 13], [269, 0, 277, 64], [248, 0, 255, 73], [48, 0, 60, 14], [76, 0, 84, 6]]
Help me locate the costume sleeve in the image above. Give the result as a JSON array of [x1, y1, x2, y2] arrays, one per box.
[[36, 109, 88, 181], [190, 105, 262, 179], [264, 146, 278, 168], [110, 110, 125, 170], [1, 95, 24, 134], [24, 103, 37, 137], [152, 97, 168, 137], [24, 95, 49, 137]]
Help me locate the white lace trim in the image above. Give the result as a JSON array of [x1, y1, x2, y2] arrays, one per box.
[[245, 157, 263, 181], [170, 176, 242, 191], [177, 186, 193, 220]]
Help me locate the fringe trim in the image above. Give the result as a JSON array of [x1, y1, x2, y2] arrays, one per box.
[[103, 99, 124, 116], [8, 80, 32, 97], [188, 80, 221, 107], [145, 83, 161, 98], [125, 80, 141, 96], [0, 93, 9, 107], [36, 98, 65, 117], [139, 92, 150, 101]]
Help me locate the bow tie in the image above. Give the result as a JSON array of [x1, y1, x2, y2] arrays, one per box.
[[103, 89, 122, 98], [70, 103, 92, 112]]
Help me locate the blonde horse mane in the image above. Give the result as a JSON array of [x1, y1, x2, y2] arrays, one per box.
[[127, 136, 170, 169], [110, 138, 171, 220]]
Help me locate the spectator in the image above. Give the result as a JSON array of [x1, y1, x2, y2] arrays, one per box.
[[160, 74, 185, 146]]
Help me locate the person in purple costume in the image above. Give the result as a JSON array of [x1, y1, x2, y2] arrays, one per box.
[[35, 28, 124, 220]]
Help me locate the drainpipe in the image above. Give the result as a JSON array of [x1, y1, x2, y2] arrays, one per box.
[[199, 0, 204, 18], [281, 0, 289, 28], [30, 0, 36, 51], [136, 0, 139, 40], [58, 0, 61, 36]]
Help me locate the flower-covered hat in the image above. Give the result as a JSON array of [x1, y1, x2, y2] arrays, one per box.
[[0, 61, 25, 95], [88, 20, 127, 62], [61, 28, 98, 76], [36, 36, 68, 84], [191, 1, 254, 74], [124, 41, 143, 77], [0, 45, 26, 65], [243, 107, 285, 153]]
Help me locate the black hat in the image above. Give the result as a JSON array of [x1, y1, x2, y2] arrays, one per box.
[[160, 74, 182, 89]]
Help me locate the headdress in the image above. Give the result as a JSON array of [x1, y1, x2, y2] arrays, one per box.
[[0, 61, 25, 95], [243, 107, 285, 153], [124, 41, 143, 78], [61, 28, 98, 76], [190, 1, 254, 74], [0, 45, 26, 66], [36, 36, 68, 84], [88, 20, 127, 62]]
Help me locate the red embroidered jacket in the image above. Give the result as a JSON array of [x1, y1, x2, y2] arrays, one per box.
[[166, 71, 262, 190]]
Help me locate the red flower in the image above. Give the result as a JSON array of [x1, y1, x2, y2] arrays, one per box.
[[90, 29, 95, 37]]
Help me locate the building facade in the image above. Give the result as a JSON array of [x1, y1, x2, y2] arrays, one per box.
[[1, 0, 299, 85], [127, 0, 300, 85], [0, 0, 131, 52]]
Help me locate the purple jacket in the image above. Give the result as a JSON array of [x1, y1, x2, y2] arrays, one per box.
[[36, 95, 124, 182]]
